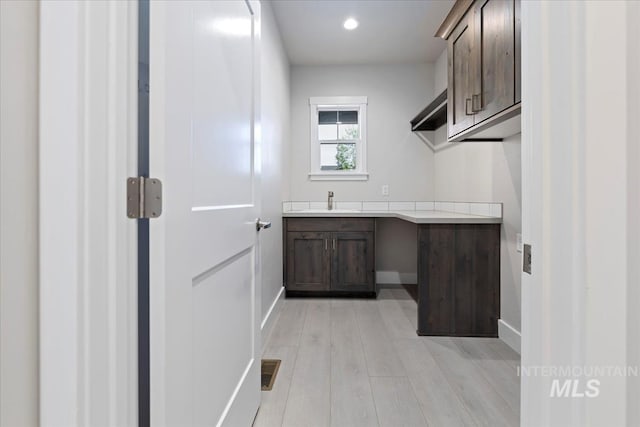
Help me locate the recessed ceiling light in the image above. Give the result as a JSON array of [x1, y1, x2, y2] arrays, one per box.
[[343, 18, 359, 31]]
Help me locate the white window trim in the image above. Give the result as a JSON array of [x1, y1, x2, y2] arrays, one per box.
[[308, 96, 368, 181]]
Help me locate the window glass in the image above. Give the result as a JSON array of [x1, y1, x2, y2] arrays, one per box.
[[318, 110, 359, 141], [320, 144, 338, 170], [335, 143, 356, 170], [318, 124, 338, 140], [321, 142, 356, 170], [338, 110, 358, 124], [318, 110, 337, 124], [338, 124, 358, 140]]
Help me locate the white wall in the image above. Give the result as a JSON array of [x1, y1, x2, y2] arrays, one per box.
[[0, 1, 40, 425], [289, 63, 434, 283], [260, 1, 290, 341], [434, 48, 448, 94], [290, 63, 435, 201]]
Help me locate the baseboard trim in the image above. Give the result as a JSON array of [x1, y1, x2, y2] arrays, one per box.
[[498, 319, 521, 354], [260, 286, 285, 352], [376, 271, 417, 285]]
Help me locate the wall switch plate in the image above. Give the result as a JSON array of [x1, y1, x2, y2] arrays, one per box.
[[516, 233, 523, 252], [381, 185, 389, 196]]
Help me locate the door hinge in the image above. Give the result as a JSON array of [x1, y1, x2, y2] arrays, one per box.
[[127, 177, 163, 219]]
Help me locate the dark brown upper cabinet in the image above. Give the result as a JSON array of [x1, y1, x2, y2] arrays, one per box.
[[284, 218, 375, 296], [440, 0, 521, 141], [448, 10, 476, 137]]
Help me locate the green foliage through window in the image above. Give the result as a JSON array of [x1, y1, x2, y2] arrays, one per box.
[[336, 144, 356, 170], [342, 126, 359, 140]]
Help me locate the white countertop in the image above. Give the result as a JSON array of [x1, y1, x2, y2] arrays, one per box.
[[283, 210, 502, 224]]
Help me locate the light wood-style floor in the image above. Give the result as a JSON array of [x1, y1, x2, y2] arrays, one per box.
[[254, 286, 520, 427]]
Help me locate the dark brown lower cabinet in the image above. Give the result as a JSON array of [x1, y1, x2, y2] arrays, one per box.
[[417, 224, 500, 337], [284, 218, 376, 296], [332, 232, 375, 293], [286, 231, 330, 292]]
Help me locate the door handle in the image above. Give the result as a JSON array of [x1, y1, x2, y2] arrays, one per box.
[[325, 239, 328, 250], [465, 98, 474, 115], [256, 219, 272, 231], [332, 238, 336, 250]]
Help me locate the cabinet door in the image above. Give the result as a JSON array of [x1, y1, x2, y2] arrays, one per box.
[[330, 232, 375, 293], [286, 232, 330, 291], [447, 9, 476, 138], [473, 0, 516, 123]]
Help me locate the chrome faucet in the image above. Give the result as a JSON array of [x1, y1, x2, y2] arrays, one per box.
[[328, 191, 334, 210]]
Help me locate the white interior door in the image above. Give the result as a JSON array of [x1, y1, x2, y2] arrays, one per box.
[[149, 1, 261, 425]]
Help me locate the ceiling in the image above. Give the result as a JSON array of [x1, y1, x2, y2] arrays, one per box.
[[269, 0, 454, 66]]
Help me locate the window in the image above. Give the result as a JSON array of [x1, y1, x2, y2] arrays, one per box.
[[309, 96, 368, 180]]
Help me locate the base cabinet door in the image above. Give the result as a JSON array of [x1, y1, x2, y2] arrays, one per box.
[[284, 218, 376, 296], [286, 231, 330, 291], [331, 232, 375, 293]]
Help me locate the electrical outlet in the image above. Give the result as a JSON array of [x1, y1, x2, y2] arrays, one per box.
[[381, 185, 389, 196], [516, 233, 523, 253]]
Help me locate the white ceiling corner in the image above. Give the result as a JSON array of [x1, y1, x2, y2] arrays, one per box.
[[269, 0, 454, 66]]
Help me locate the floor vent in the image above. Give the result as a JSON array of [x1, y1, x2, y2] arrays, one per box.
[[261, 359, 281, 391]]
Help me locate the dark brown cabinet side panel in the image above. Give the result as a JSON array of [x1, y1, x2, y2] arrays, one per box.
[[474, 0, 516, 123], [286, 231, 330, 292], [331, 232, 375, 293], [418, 224, 500, 337], [471, 225, 500, 336], [453, 225, 475, 335], [418, 225, 455, 335], [283, 218, 287, 287]]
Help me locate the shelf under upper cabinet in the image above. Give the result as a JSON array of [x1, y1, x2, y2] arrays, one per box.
[[410, 89, 447, 132]]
